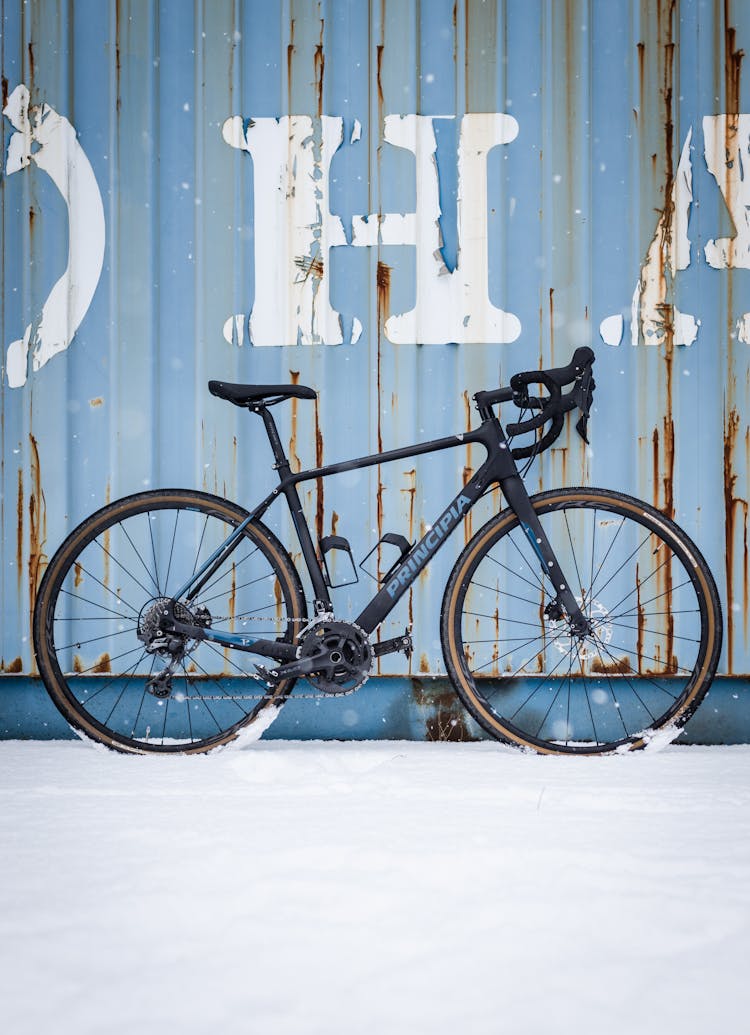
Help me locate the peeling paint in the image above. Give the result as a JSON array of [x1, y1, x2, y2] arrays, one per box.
[[703, 115, 750, 269], [3, 84, 105, 387], [222, 114, 347, 345], [631, 130, 696, 347], [600, 313, 623, 347]]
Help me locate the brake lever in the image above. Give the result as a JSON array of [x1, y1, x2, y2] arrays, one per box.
[[572, 368, 595, 443]]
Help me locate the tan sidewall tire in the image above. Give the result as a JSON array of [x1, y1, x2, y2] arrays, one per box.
[[440, 488, 722, 754], [33, 490, 306, 754]]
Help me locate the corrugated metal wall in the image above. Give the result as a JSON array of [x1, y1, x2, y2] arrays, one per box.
[[1, 0, 748, 698]]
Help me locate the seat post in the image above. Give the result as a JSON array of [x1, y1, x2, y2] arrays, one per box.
[[255, 405, 289, 470], [254, 404, 331, 606]]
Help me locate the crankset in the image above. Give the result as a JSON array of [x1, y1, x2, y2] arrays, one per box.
[[262, 617, 413, 694]]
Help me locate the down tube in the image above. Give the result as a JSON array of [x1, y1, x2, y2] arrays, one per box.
[[355, 466, 493, 634]]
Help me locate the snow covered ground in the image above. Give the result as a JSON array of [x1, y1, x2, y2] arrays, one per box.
[[2, 741, 749, 1035]]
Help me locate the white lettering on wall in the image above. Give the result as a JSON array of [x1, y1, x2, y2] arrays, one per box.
[[222, 111, 520, 347], [222, 115, 347, 346], [351, 114, 521, 344], [3, 84, 106, 388]]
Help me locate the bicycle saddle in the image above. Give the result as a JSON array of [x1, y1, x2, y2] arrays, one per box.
[[208, 380, 317, 407]]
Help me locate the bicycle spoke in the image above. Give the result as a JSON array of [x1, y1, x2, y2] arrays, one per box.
[[469, 579, 542, 609], [603, 620, 701, 645], [607, 588, 695, 622], [61, 566, 140, 617], [56, 626, 139, 652], [119, 523, 161, 595], [563, 509, 586, 600], [147, 512, 161, 593], [196, 570, 275, 608], [505, 532, 552, 597], [463, 610, 541, 629], [193, 546, 261, 598], [163, 510, 180, 595], [94, 537, 155, 601]]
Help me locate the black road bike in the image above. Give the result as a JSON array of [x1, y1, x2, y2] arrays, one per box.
[[33, 347, 723, 755]]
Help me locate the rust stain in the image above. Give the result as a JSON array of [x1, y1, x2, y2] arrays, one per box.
[[549, 287, 555, 355], [419, 653, 430, 673], [114, 0, 121, 114], [74, 562, 84, 588], [287, 18, 295, 107], [401, 470, 417, 544], [73, 655, 84, 674], [228, 564, 236, 630], [637, 41, 645, 103], [89, 397, 104, 409], [314, 21, 325, 118], [288, 369, 302, 473], [331, 510, 339, 536], [591, 655, 632, 675], [376, 43, 384, 110], [412, 678, 475, 742], [401, 469, 417, 647], [90, 653, 111, 674], [374, 262, 392, 591], [28, 435, 47, 653], [294, 254, 324, 281], [376, 261, 392, 355], [636, 561, 644, 675], [273, 577, 283, 627], [17, 468, 23, 600], [724, 406, 742, 669], [2, 657, 23, 674], [314, 397, 325, 545], [724, 1, 744, 115]]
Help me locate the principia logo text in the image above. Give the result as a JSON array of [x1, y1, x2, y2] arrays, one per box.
[[386, 494, 472, 599]]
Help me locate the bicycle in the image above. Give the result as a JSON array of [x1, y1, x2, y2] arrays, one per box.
[[33, 346, 723, 755]]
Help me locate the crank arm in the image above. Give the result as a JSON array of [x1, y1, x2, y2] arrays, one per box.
[[373, 631, 413, 658], [265, 655, 330, 681]]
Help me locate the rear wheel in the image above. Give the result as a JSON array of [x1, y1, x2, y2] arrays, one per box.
[[441, 488, 722, 754], [33, 490, 306, 754]]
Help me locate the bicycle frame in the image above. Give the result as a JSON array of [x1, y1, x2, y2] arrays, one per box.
[[169, 403, 588, 656]]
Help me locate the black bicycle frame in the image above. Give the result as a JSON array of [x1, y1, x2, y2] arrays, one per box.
[[169, 403, 587, 655]]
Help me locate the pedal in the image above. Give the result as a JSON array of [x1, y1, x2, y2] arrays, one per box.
[[373, 629, 413, 659]]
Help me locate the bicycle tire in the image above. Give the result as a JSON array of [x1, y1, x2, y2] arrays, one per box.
[[33, 489, 306, 754], [441, 487, 722, 754]]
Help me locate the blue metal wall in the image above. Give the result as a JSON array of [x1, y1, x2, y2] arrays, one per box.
[[1, 0, 748, 737]]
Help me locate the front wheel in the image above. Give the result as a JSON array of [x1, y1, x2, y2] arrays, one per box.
[[33, 490, 306, 754], [441, 488, 722, 754]]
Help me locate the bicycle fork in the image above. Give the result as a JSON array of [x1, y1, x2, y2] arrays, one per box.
[[499, 474, 591, 636]]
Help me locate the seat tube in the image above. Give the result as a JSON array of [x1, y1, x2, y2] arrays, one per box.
[[259, 407, 331, 606], [500, 473, 588, 632]]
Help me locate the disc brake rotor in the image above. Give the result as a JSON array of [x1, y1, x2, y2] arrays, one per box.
[[549, 596, 612, 661]]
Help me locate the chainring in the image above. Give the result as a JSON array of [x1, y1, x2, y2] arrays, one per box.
[[296, 618, 373, 695]]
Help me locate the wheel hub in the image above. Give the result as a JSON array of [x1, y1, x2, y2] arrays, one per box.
[[548, 596, 612, 661], [137, 597, 211, 656]]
